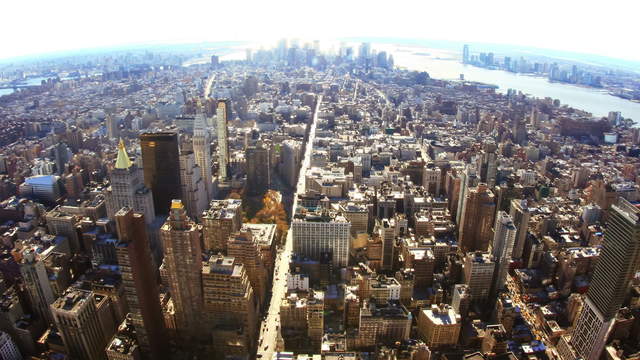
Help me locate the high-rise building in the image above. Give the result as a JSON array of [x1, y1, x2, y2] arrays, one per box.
[[292, 208, 351, 267], [491, 211, 516, 296], [159, 200, 203, 340], [377, 218, 397, 271], [451, 284, 471, 318], [140, 132, 182, 215], [0, 331, 21, 360], [459, 183, 495, 252], [216, 101, 230, 180], [280, 140, 302, 188], [202, 255, 258, 356], [280, 290, 325, 351], [46, 206, 81, 253], [193, 107, 212, 202], [115, 208, 168, 359], [227, 231, 269, 307], [417, 304, 461, 348], [105, 316, 141, 360], [105, 140, 155, 224], [355, 300, 411, 349], [51, 288, 107, 360], [19, 247, 55, 323], [201, 199, 243, 253], [456, 165, 479, 225], [53, 142, 70, 175], [463, 44, 470, 64], [463, 252, 495, 304], [569, 199, 640, 360], [106, 114, 119, 140], [245, 144, 270, 196], [509, 199, 530, 259], [179, 152, 208, 220]]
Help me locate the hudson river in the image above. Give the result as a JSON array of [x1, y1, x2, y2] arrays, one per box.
[[381, 44, 640, 121]]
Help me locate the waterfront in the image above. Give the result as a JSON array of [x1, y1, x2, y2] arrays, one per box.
[[378, 44, 640, 121]]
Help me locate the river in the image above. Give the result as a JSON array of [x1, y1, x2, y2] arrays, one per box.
[[377, 44, 640, 121]]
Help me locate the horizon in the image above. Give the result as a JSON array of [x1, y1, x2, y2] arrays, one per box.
[[1, 0, 637, 64]]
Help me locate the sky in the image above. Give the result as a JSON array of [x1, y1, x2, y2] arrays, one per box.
[[1, 0, 638, 61]]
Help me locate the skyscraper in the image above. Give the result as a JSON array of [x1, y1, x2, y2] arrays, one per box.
[[463, 44, 470, 64], [245, 144, 270, 196], [509, 199, 530, 259], [459, 183, 496, 252], [201, 199, 243, 253], [193, 106, 212, 202], [228, 231, 269, 307], [159, 200, 203, 340], [51, 289, 107, 360], [106, 114, 119, 140], [105, 139, 155, 224], [202, 255, 258, 355], [179, 151, 208, 220], [140, 132, 182, 215], [19, 247, 55, 324], [216, 101, 230, 180], [569, 199, 640, 360], [491, 211, 516, 296], [115, 208, 168, 359], [292, 208, 351, 267], [463, 252, 495, 304]]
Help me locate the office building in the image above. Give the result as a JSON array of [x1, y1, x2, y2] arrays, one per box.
[[459, 183, 496, 252], [456, 165, 479, 225], [202, 255, 258, 356], [202, 199, 242, 253], [46, 206, 81, 253], [463, 44, 470, 64], [193, 106, 213, 202], [377, 218, 398, 271], [355, 300, 411, 349], [280, 290, 324, 351], [245, 144, 270, 196], [491, 211, 516, 295], [106, 114, 119, 140], [179, 151, 208, 220], [292, 208, 351, 267], [417, 304, 461, 348], [280, 140, 302, 188], [140, 132, 182, 215], [19, 247, 55, 323], [509, 199, 530, 259], [451, 284, 471, 318], [51, 289, 107, 360], [570, 199, 640, 360], [463, 252, 495, 304], [227, 231, 269, 307], [115, 208, 168, 359], [106, 316, 141, 360], [216, 100, 230, 180], [159, 200, 203, 340], [105, 140, 155, 224]]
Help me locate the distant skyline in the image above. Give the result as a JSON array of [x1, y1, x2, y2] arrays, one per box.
[[1, 0, 637, 62]]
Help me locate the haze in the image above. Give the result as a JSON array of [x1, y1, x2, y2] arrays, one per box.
[[1, 0, 638, 61]]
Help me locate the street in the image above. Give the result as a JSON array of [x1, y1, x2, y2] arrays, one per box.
[[256, 95, 323, 359]]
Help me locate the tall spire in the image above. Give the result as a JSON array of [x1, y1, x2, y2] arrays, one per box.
[[115, 138, 133, 169]]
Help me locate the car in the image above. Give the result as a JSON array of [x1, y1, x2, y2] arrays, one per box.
[[264, 345, 269, 350]]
